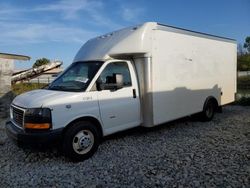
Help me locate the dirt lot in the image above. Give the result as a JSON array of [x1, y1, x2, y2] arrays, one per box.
[[0, 105, 249, 187]]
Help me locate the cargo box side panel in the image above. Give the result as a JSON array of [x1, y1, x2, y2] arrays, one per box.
[[151, 29, 236, 125]]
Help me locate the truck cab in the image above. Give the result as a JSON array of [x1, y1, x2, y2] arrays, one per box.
[[6, 59, 141, 161]]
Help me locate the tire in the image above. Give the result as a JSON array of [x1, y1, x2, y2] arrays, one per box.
[[201, 99, 216, 122], [62, 121, 100, 161]]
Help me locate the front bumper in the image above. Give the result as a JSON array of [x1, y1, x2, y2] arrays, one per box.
[[5, 121, 63, 146]]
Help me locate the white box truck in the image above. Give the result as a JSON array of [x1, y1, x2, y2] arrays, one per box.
[[6, 22, 237, 161]]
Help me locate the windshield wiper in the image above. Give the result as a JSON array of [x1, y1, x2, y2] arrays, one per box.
[[48, 85, 83, 92]]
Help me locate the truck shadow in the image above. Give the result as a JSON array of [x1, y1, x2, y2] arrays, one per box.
[[103, 84, 222, 141], [103, 114, 202, 142]]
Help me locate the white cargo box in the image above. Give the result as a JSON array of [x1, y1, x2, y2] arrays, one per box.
[[74, 22, 237, 127]]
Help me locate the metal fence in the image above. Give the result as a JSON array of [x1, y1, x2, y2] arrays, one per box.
[[237, 71, 250, 77]]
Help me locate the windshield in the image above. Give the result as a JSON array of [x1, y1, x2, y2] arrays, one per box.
[[48, 61, 103, 92]]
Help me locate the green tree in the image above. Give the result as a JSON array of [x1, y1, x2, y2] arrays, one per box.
[[237, 54, 250, 71], [33, 58, 50, 68], [243, 36, 250, 53], [238, 43, 244, 55]]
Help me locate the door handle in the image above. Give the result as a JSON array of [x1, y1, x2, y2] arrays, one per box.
[[133, 89, 136, 98]]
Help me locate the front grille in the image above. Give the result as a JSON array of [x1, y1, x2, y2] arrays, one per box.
[[12, 105, 25, 128]]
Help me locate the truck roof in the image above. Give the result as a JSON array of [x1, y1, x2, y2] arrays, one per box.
[[157, 23, 236, 44], [74, 22, 236, 62]]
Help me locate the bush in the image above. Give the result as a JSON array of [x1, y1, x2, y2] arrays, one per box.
[[237, 54, 250, 71], [33, 58, 50, 68], [237, 75, 250, 89]]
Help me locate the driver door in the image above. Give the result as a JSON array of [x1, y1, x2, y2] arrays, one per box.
[[96, 61, 141, 134]]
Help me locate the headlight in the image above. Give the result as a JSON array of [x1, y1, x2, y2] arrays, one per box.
[[24, 108, 52, 130]]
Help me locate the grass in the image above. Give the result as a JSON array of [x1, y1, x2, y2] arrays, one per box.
[[12, 83, 48, 95], [237, 54, 250, 71]]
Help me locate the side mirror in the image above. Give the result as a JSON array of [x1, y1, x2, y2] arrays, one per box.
[[97, 73, 124, 91]]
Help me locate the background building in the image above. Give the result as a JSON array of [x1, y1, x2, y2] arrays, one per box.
[[28, 67, 63, 84], [0, 53, 30, 118]]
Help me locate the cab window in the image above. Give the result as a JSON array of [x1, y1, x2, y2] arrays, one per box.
[[99, 62, 132, 86]]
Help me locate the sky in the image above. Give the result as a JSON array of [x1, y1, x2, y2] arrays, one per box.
[[0, 0, 249, 69]]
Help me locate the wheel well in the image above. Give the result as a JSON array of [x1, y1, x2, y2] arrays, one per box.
[[204, 96, 219, 111], [63, 116, 103, 138]]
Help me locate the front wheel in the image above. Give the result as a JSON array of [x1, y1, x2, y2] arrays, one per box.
[[62, 121, 100, 161]]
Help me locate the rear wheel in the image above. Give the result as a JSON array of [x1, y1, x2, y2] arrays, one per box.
[[201, 99, 216, 121], [62, 121, 100, 161]]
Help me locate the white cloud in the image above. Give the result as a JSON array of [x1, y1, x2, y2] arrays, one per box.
[[0, 4, 27, 21], [0, 0, 114, 45], [34, 0, 102, 20], [121, 7, 145, 22], [0, 1, 146, 45], [0, 22, 98, 45], [38, 0, 121, 28], [0, 0, 122, 28]]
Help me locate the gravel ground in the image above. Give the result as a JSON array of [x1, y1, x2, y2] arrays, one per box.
[[0, 105, 249, 187]]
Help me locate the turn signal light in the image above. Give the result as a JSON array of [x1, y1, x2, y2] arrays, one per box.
[[24, 123, 50, 129]]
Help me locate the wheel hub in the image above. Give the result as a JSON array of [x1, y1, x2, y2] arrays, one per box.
[[72, 130, 94, 154], [79, 136, 91, 149]]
